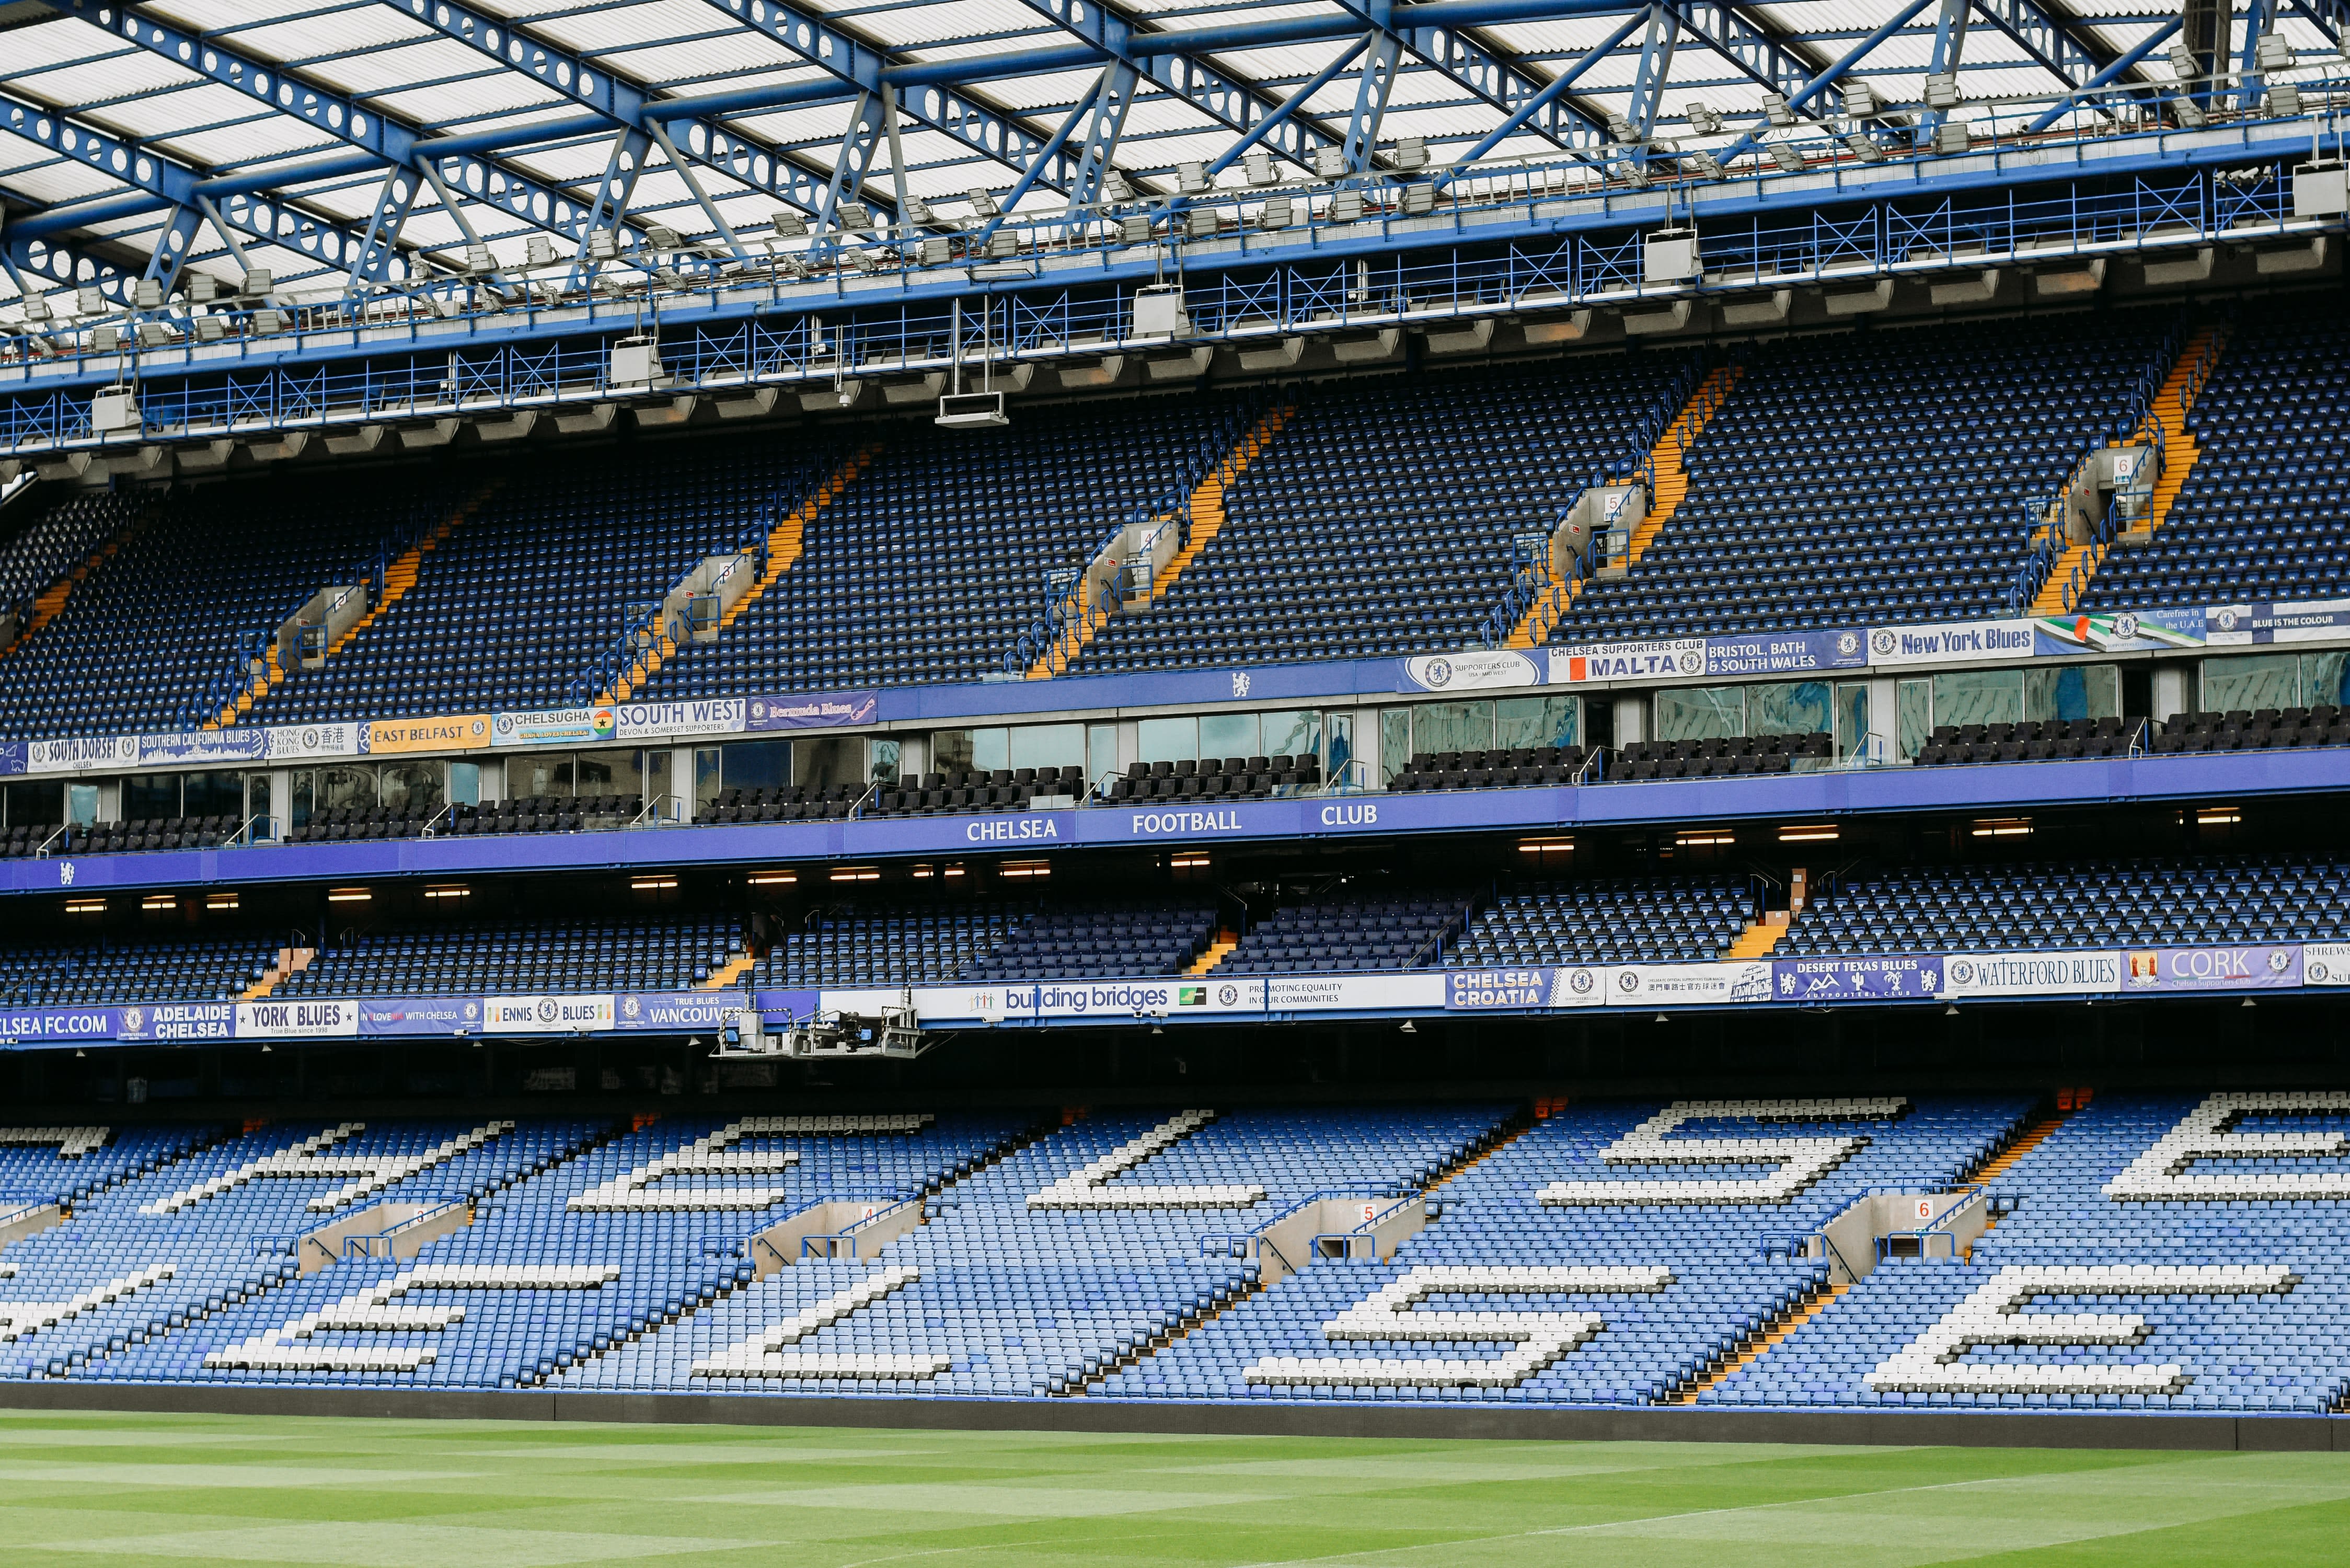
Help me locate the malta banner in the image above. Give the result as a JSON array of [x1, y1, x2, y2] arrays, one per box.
[[1941, 951, 2123, 999], [366, 714, 491, 754], [234, 998, 360, 1039], [2122, 945, 2304, 993], [1397, 650, 1543, 693], [1771, 954, 1943, 1002], [484, 994, 618, 1032], [1549, 638, 1707, 684]]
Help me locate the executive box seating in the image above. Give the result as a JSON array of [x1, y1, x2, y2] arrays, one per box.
[[1385, 746, 1586, 791], [2147, 707, 2350, 753], [1916, 716, 2135, 766], [1608, 731, 1826, 780], [865, 767, 1087, 817], [1101, 754, 1320, 801]]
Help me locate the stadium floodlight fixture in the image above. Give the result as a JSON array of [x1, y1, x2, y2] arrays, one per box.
[[1606, 112, 1638, 144], [1244, 151, 1277, 187], [646, 225, 681, 251], [902, 197, 936, 228], [1312, 145, 1347, 180], [1685, 101, 1721, 136], [587, 229, 619, 261], [1178, 161, 1212, 195], [836, 202, 874, 232], [2171, 96, 2207, 128], [75, 286, 105, 316], [130, 278, 161, 312], [20, 296, 50, 323], [966, 189, 1000, 217], [2271, 84, 2303, 117], [2168, 42, 2198, 82], [240, 268, 273, 296], [2256, 32, 2294, 74], [525, 236, 557, 269], [1399, 1020, 1416, 1034], [769, 211, 808, 238], [1689, 152, 1725, 181], [89, 325, 121, 354], [1390, 135, 1429, 171], [1102, 170, 1134, 204], [187, 274, 217, 305], [1924, 72, 1961, 111], [1764, 92, 1794, 126], [1768, 142, 1805, 174]]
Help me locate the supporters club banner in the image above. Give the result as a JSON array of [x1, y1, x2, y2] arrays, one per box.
[[1397, 651, 1543, 693], [233, 998, 360, 1039], [2301, 943, 2350, 986], [1605, 961, 1774, 1007], [1268, 973, 1446, 1012], [27, 735, 138, 775], [365, 714, 490, 754], [745, 691, 879, 732], [1866, 619, 2038, 668], [2122, 945, 2304, 992], [136, 730, 268, 768], [357, 996, 483, 1037], [262, 723, 360, 761], [1548, 638, 1706, 684], [614, 991, 745, 1031], [0, 1006, 145, 1043], [0, 740, 22, 777], [1703, 629, 1868, 677], [1771, 954, 1943, 1002], [483, 994, 617, 1032], [492, 707, 614, 747], [2032, 607, 2206, 656], [1444, 967, 1605, 1010], [1941, 951, 2124, 999], [2205, 598, 2350, 645], [611, 699, 746, 740]]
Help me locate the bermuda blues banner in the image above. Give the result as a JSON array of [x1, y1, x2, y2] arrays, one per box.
[[744, 691, 879, 732], [1771, 954, 1944, 1002], [1941, 951, 2124, 999], [2122, 944, 2305, 992]]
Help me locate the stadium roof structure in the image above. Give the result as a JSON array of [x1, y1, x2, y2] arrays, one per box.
[[1, 0, 2344, 312]]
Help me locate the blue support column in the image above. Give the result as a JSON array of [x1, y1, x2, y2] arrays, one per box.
[[343, 171, 423, 296], [1345, 34, 1406, 172], [140, 203, 203, 295], [1066, 62, 1142, 214], [1922, 0, 1968, 133], [1715, 0, 1937, 168], [570, 129, 654, 289], [820, 95, 888, 235], [1625, 4, 1679, 153]]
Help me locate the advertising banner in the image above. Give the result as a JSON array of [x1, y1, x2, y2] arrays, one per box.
[[263, 723, 361, 762], [614, 991, 746, 1031], [491, 708, 615, 747], [1770, 954, 1943, 1003], [1444, 967, 1605, 1010], [1270, 973, 1448, 1012], [234, 998, 360, 1039], [1549, 639, 1707, 684], [2301, 943, 2350, 987], [483, 994, 618, 1033], [745, 691, 880, 732], [119, 1002, 236, 1042], [28, 735, 138, 775], [365, 714, 490, 754], [1397, 650, 1543, 693], [1605, 961, 1773, 1007], [2032, 607, 2205, 656], [2121, 944, 2304, 993], [611, 699, 747, 740], [0, 1006, 133, 1043], [1865, 619, 2038, 667], [1703, 629, 1868, 677], [2205, 599, 2350, 646], [357, 996, 483, 1037], [135, 730, 268, 768], [1941, 951, 2124, 999]]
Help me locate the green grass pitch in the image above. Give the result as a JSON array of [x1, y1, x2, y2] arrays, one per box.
[[1, 1409, 2345, 1566]]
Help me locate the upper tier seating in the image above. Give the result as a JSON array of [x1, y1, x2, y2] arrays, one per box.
[[1217, 892, 1467, 975], [2082, 308, 2350, 612], [756, 903, 1023, 988], [0, 475, 458, 737], [643, 396, 1253, 699], [864, 767, 1085, 817], [3, 1117, 600, 1381], [273, 918, 744, 997], [1551, 314, 2168, 643], [1701, 1093, 2350, 1414], [1780, 855, 2349, 956], [1069, 358, 1688, 673], [246, 439, 837, 725], [1105, 1096, 2031, 1404], [1449, 878, 1758, 966], [0, 491, 143, 625], [963, 901, 1220, 982]]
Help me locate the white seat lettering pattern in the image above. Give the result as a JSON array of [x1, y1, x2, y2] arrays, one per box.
[[1865, 1264, 2299, 1396], [1539, 1097, 1909, 1206], [0, 1264, 175, 1343], [0, 1127, 108, 1159], [140, 1122, 515, 1215], [1245, 1265, 1674, 1388], [204, 1264, 619, 1371], [2105, 1092, 2350, 1202], [693, 1264, 947, 1379], [567, 1114, 937, 1212], [1027, 1110, 1265, 1209]]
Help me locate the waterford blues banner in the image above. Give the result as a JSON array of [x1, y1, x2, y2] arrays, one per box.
[[1942, 951, 2123, 999], [1771, 954, 1943, 1002]]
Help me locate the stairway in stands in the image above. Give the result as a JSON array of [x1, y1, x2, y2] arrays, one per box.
[[1723, 912, 1789, 960], [2031, 326, 2224, 615], [1505, 366, 1738, 648], [699, 951, 758, 990], [606, 445, 881, 702], [1672, 1279, 1847, 1404], [212, 480, 503, 728], [1029, 405, 1293, 678], [1, 504, 154, 661], [1185, 931, 1240, 976]]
